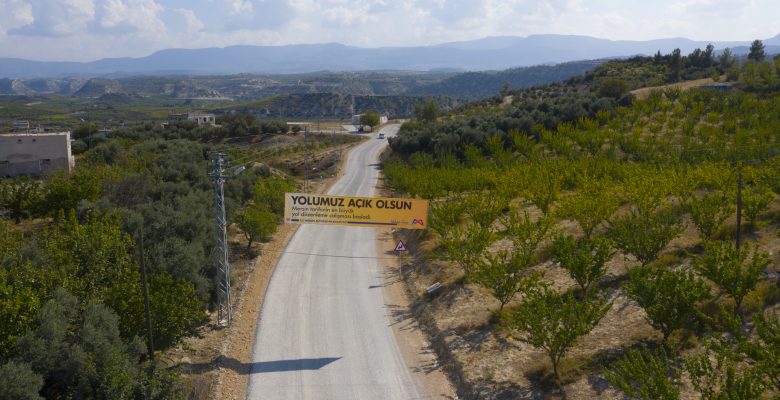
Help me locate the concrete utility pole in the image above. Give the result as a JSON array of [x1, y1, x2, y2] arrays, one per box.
[[210, 152, 232, 325]]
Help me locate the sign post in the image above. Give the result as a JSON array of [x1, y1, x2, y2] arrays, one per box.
[[394, 239, 408, 279]]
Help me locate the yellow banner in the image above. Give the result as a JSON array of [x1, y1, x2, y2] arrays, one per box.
[[284, 193, 428, 229]]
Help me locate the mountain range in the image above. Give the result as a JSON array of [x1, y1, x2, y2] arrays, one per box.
[[1, 34, 779, 79]]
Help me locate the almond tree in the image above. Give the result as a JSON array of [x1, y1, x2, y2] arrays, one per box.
[[556, 177, 619, 239], [439, 222, 493, 275], [470, 249, 541, 311], [508, 288, 611, 382], [608, 209, 684, 268], [604, 346, 680, 400], [624, 267, 710, 341], [743, 313, 780, 391], [741, 185, 773, 230], [501, 208, 554, 259], [429, 196, 466, 240], [552, 235, 614, 298], [686, 344, 767, 400], [464, 191, 506, 229], [685, 192, 733, 241], [693, 241, 769, 312]]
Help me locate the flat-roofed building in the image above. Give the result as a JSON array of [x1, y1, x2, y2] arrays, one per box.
[[13, 120, 30, 131], [0, 132, 74, 177], [168, 111, 216, 126], [351, 113, 389, 125]]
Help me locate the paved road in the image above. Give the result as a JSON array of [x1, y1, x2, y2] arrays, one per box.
[[247, 125, 421, 399]]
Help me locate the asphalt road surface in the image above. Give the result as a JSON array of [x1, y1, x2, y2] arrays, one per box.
[[247, 124, 422, 399]]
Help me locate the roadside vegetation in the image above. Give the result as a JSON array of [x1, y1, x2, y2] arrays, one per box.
[[385, 45, 780, 398], [0, 119, 360, 398]]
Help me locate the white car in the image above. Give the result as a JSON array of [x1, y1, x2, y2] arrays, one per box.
[[378, 133, 385, 139]]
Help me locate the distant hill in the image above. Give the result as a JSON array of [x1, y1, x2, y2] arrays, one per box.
[[0, 79, 13, 94], [208, 93, 465, 120], [0, 62, 601, 101], [73, 79, 123, 97], [410, 61, 603, 99], [0, 34, 778, 78]]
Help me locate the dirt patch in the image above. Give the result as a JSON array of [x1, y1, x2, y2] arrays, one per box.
[[630, 77, 720, 100]]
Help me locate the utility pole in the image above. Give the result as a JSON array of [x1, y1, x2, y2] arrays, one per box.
[[304, 125, 309, 193], [736, 167, 743, 251], [210, 152, 232, 325], [137, 226, 154, 361]]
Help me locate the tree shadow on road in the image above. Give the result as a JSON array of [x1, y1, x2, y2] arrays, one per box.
[[181, 356, 342, 375]]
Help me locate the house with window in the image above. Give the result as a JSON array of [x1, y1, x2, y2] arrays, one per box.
[[167, 111, 216, 126], [0, 132, 74, 177]]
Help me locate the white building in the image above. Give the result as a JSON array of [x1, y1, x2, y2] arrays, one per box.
[[13, 120, 30, 131], [351, 113, 389, 126], [0, 132, 74, 177], [168, 111, 216, 126]]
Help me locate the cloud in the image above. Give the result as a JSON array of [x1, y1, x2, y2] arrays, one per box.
[[9, 0, 96, 37], [322, 4, 375, 28], [222, 0, 296, 30], [225, 0, 253, 15], [0, 0, 779, 62], [177, 9, 206, 33], [91, 0, 165, 35], [414, 0, 486, 25], [6, 0, 166, 37]]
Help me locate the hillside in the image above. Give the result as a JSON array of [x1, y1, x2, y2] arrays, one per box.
[[208, 93, 464, 120], [384, 52, 780, 399], [410, 61, 602, 100]]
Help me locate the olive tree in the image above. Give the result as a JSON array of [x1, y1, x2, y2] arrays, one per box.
[[235, 207, 277, 248]]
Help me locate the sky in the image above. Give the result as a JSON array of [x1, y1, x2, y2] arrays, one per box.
[[0, 0, 778, 61]]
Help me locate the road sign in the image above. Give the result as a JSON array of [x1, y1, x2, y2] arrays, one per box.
[[394, 240, 408, 252], [284, 193, 428, 229]]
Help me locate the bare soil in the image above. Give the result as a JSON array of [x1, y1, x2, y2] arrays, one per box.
[[394, 195, 780, 399], [630, 77, 720, 100]]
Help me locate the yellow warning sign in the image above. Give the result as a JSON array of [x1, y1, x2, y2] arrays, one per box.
[[284, 193, 428, 229]]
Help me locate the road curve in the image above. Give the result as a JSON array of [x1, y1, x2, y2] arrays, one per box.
[[247, 124, 422, 399]]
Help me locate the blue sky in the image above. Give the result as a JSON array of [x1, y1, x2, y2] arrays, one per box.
[[0, 0, 778, 61]]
